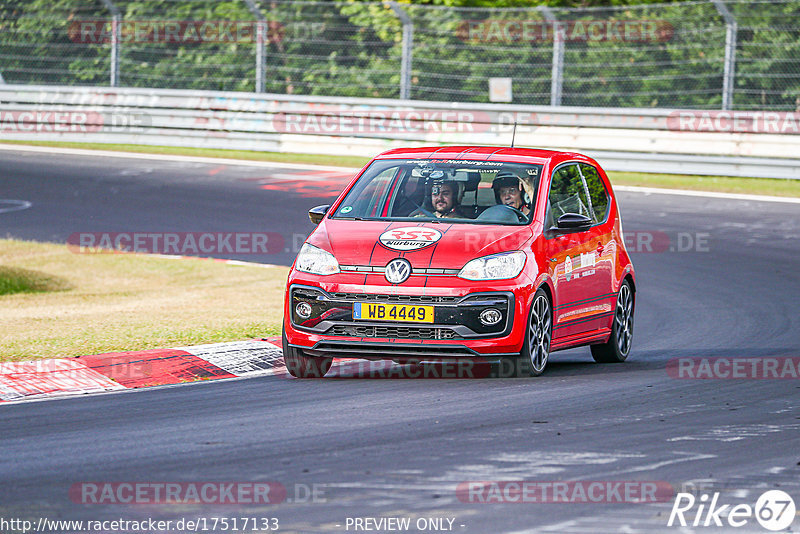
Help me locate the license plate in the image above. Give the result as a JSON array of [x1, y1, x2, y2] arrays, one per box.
[[353, 302, 434, 323]]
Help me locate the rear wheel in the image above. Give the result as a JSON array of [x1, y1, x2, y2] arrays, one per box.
[[513, 289, 552, 377], [591, 280, 634, 363], [282, 327, 332, 378]]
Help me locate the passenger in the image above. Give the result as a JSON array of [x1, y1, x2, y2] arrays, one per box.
[[492, 171, 531, 217], [412, 180, 464, 219]]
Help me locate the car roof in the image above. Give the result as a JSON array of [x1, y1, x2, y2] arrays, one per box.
[[373, 146, 588, 165]]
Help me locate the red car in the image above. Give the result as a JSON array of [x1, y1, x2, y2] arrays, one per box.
[[282, 146, 635, 378]]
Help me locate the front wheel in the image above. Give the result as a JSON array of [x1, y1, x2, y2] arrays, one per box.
[[591, 280, 634, 363], [282, 327, 332, 378], [513, 288, 552, 377]]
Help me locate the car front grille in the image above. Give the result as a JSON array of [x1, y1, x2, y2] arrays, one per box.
[[328, 292, 460, 304], [329, 324, 461, 340]]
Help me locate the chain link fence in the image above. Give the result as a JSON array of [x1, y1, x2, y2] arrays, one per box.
[[1, 0, 798, 110]]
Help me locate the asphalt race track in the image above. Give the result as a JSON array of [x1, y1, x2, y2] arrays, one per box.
[[1, 148, 799, 533]]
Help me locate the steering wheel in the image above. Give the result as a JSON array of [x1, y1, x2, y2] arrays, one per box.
[[507, 206, 527, 222]]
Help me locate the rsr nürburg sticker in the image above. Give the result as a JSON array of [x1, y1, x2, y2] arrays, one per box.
[[379, 227, 442, 251]]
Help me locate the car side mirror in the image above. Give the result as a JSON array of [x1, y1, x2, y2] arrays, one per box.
[[308, 204, 330, 225], [556, 213, 593, 232]]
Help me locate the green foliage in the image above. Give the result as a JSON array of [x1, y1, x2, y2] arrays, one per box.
[[0, 0, 797, 109]]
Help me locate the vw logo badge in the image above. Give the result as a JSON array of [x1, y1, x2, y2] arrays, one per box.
[[385, 258, 412, 284]]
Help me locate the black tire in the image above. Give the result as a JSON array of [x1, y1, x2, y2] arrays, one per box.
[[591, 279, 634, 363], [513, 288, 552, 377], [282, 327, 332, 378]]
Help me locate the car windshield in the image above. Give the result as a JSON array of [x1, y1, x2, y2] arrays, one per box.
[[331, 158, 543, 225]]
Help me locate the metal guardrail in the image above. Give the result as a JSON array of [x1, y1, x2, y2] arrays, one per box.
[[1, 85, 798, 179]]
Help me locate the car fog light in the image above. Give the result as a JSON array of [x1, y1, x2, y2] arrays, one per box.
[[296, 302, 313, 319], [480, 308, 502, 326]]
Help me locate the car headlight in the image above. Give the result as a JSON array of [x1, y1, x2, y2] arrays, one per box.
[[295, 243, 340, 275], [458, 251, 526, 281]]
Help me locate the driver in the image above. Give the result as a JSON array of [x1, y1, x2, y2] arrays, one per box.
[[492, 171, 531, 217], [413, 180, 464, 219]]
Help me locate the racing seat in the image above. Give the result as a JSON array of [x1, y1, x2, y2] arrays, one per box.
[[458, 172, 483, 218]]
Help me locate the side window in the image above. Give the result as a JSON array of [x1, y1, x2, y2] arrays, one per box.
[[579, 164, 610, 224], [547, 164, 591, 227]]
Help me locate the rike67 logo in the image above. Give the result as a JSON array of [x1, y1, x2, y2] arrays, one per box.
[[668, 490, 796, 531]]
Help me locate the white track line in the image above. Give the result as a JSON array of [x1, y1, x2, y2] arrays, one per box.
[[0, 143, 356, 173], [615, 185, 800, 204], [2, 142, 799, 204], [0, 199, 32, 214]]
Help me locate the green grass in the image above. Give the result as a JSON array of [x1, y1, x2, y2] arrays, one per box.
[[0, 239, 288, 362], [607, 171, 800, 198], [0, 265, 71, 295], [2, 140, 799, 197]]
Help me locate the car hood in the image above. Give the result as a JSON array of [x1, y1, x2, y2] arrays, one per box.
[[308, 219, 534, 269]]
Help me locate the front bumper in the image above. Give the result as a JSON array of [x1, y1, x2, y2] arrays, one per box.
[[284, 282, 531, 359]]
